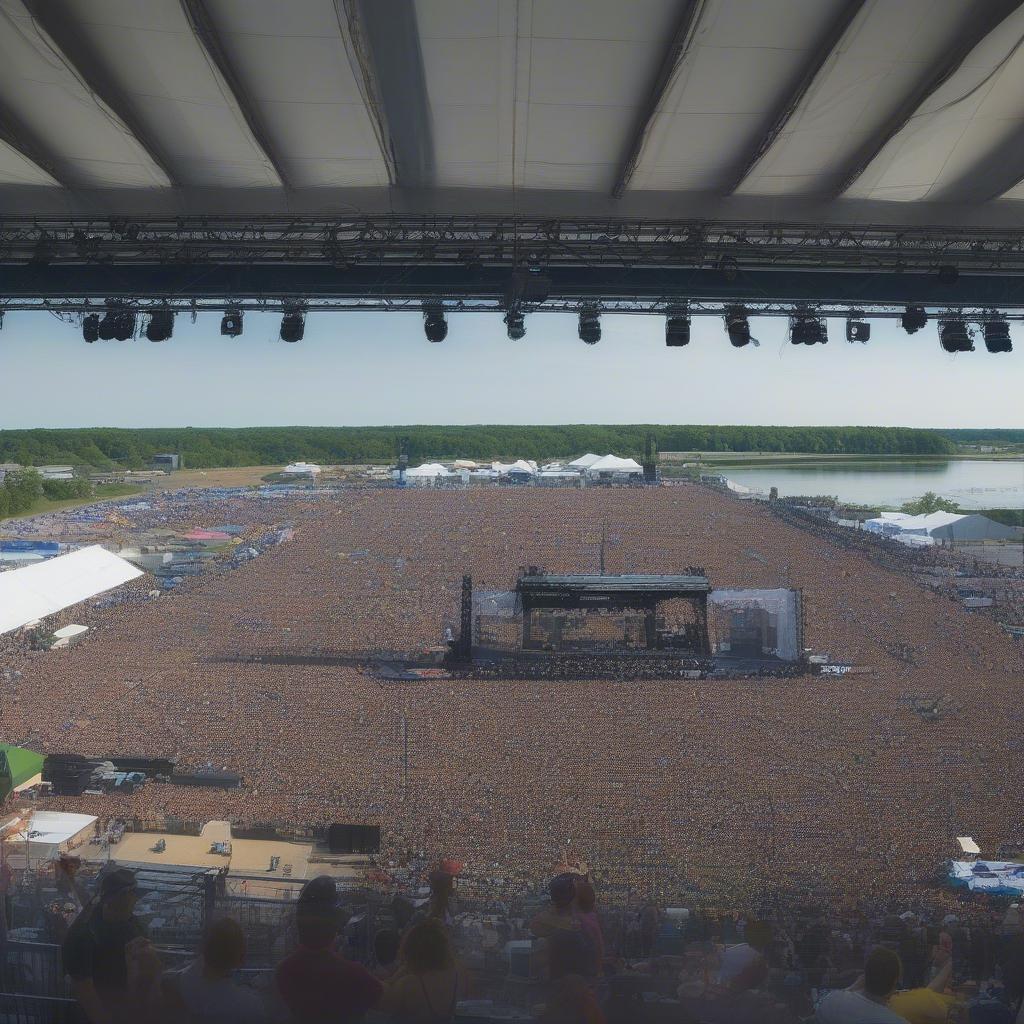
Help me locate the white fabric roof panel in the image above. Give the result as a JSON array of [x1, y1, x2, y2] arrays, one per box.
[[845, 4, 1024, 201], [0, 140, 59, 187], [47, 0, 280, 187], [0, 0, 170, 187], [736, 0, 986, 197], [199, 0, 391, 187], [630, 0, 851, 191], [0, 545, 143, 636]]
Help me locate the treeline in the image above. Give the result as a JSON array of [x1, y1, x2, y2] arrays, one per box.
[[939, 429, 1024, 444], [0, 468, 93, 518], [0, 425, 956, 469]]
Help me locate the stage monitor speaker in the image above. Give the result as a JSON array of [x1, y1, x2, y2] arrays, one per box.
[[328, 824, 381, 854]]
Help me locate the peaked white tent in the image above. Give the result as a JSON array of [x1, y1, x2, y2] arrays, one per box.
[[0, 546, 143, 636], [568, 454, 602, 469], [406, 462, 450, 478], [585, 454, 643, 476]]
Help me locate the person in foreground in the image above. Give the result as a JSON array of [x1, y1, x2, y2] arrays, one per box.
[[161, 917, 269, 1024], [378, 917, 460, 1023], [275, 875, 383, 1023], [62, 867, 161, 1024], [815, 947, 907, 1024]]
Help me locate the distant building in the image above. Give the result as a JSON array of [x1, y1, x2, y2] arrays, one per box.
[[37, 465, 75, 481], [151, 453, 180, 471], [282, 461, 321, 479]]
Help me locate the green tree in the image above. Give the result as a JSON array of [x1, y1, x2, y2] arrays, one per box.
[[900, 491, 959, 515], [3, 468, 43, 514]]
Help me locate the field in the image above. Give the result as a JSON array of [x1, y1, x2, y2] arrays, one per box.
[[7, 485, 1022, 904]]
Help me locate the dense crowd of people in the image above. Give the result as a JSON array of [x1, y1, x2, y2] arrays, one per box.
[[0, 485, 1021, 911], [13, 858, 1024, 1023]]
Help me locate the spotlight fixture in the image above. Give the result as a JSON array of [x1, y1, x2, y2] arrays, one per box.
[[846, 315, 870, 343], [112, 309, 136, 341], [790, 312, 826, 346], [504, 309, 526, 340], [423, 304, 447, 343], [82, 313, 99, 343], [725, 306, 750, 347], [220, 309, 244, 337], [280, 307, 305, 343], [665, 309, 690, 347], [146, 309, 174, 342], [98, 310, 117, 341], [938, 319, 973, 353], [982, 318, 1012, 353], [901, 306, 927, 334], [578, 307, 601, 345]]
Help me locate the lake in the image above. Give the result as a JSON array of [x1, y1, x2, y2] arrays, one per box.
[[718, 459, 1024, 509]]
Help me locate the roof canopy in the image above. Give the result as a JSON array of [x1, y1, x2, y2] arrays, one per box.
[[587, 454, 644, 473], [0, 545, 143, 635]]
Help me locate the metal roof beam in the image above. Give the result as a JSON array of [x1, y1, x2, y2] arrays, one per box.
[[19, 0, 177, 187], [724, 0, 867, 195], [611, 0, 706, 199], [337, 0, 433, 188], [828, 0, 1024, 199], [179, 0, 288, 188]]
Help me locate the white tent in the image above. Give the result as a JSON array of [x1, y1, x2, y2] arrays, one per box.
[[585, 454, 643, 476], [957, 836, 981, 856], [282, 461, 321, 476], [568, 453, 602, 469], [0, 546, 143, 636], [452, 460, 478, 470], [406, 462, 451, 478], [509, 460, 536, 475], [865, 510, 963, 537]]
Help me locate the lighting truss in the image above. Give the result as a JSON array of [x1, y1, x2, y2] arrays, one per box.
[[6, 216, 1024, 273]]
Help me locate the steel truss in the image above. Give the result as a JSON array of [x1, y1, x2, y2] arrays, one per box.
[[6, 216, 1024, 272]]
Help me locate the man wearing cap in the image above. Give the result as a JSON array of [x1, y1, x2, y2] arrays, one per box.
[[275, 875, 383, 1023], [62, 867, 156, 1024]]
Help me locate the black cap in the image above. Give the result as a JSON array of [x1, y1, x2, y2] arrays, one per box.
[[99, 868, 138, 901], [298, 875, 338, 913]]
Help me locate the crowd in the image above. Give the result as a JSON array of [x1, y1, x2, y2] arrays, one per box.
[[19, 858, 1024, 1023], [0, 485, 1021, 910]]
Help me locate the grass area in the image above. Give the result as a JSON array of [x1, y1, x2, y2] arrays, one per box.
[[0, 483, 143, 524]]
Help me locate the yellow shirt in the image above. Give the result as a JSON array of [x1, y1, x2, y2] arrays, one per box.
[[888, 987, 957, 1024]]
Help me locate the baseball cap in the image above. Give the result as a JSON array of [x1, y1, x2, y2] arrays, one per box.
[[100, 868, 138, 901]]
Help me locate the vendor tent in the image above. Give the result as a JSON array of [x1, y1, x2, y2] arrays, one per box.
[[0, 546, 143, 636], [585, 455, 644, 476], [568, 454, 602, 469]]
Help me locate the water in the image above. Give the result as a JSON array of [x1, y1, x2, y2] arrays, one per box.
[[718, 459, 1024, 509]]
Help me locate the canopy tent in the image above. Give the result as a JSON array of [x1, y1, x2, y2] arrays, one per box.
[[406, 463, 450, 478], [0, 546, 143, 636], [568, 454, 602, 469], [0, 745, 45, 801], [930, 515, 1023, 542], [949, 860, 1024, 898], [9, 811, 97, 862], [957, 837, 981, 856], [585, 454, 644, 476], [282, 462, 321, 475]]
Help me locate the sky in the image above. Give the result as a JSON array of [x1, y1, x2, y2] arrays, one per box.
[[0, 309, 1020, 429]]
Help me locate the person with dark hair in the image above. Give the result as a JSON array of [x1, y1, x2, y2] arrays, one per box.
[[275, 875, 382, 1023], [539, 929, 606, 1024], [531, 874, 580, 939], [380, 918, 460, 1023], [162, 917, 268, 1023], [62, 867, 159, 1024], [815, 947, 906, 1023]]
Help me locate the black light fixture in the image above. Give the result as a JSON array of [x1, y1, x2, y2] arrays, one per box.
[[578, 307, 601, 345], [938, 319, 973, 353], [221, 309, 244, 337], [82, 313, 99, 343], [423, 304, 447, 343], [112, 309, 136, 341], [146, 309, 174, 342], [98, 310, 117, 341], [725, 306, 750, 347], [846, 314, 870, 343], [901, 306, 927, 334], [790, 312, 826, 346], [504, 309, 526, 340], [982, 318, 1012, 353], [665, 308, 690, 347], [280, 307, 305, 343]]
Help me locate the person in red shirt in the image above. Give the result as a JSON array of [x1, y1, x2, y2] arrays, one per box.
[[275, 876, 382, 1023]]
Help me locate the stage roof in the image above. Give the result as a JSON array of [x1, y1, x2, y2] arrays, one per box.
[[3, 0, 1024, 229], [519, 573, 711, 595]]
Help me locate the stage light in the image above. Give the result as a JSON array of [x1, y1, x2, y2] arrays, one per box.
[[578, 307, 601, 345], [280, 308, 305, 343], [98, 310, 117, 341], [112, 310, 136, 341], [82, 313, 99, 343], [423, 304, 447, 343], [790, 313, 826, 346], [504, 309, 526, 340], [221, 309, 243, 337], [901, 306, 927, 334], [982, 318, 1012, 353], [846, 315, 870, 343], [146, 309, 174, 342], [665, 312, 690, 347], [938, 319, 973, 353], [725, 306, 750, 347]]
